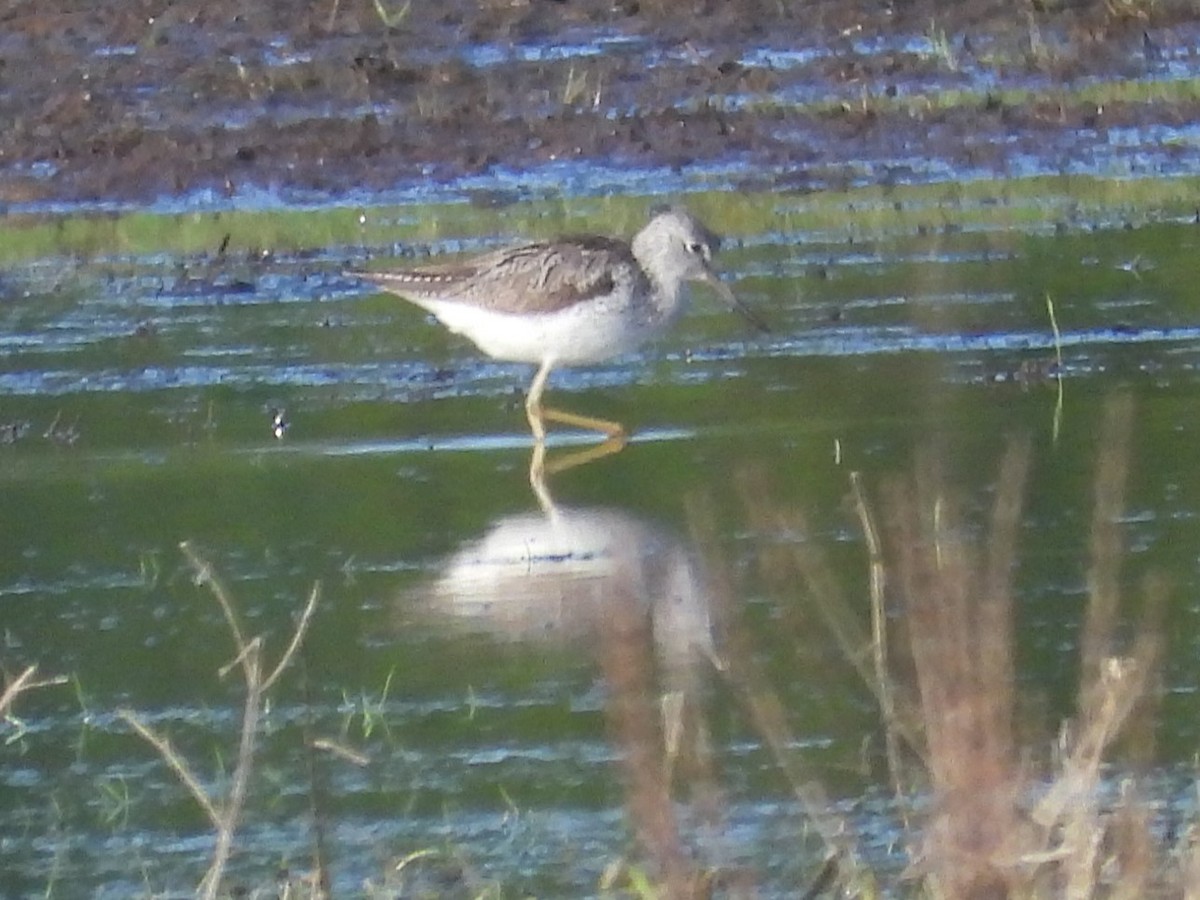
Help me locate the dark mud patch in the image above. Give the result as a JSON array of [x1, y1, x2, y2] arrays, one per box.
[[2, 0, 1200, 209]]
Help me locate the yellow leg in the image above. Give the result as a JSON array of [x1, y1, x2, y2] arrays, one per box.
[[524, 360, 553, 442], [529, 442, 553, 511], [541, 406, 626, 438], [524, 359, 627, 440], [529, 437, 627, 510], [542, 435, 627, 475]]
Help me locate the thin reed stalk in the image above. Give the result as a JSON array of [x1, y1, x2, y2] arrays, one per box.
[[0, 665, 66, 719], [596, 553, 698, 900], [119, 542, 322, 899], [733, 391, 1179, 898], [877, 440, 1029, 899]]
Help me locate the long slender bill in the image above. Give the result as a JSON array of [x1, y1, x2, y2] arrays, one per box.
[[702, 270, 770, 335]]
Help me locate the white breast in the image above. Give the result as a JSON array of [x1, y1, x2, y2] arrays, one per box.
[[418, 291, 684, 366]]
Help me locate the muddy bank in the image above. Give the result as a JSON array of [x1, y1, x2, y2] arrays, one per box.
[[1, 0, 1198, 209]]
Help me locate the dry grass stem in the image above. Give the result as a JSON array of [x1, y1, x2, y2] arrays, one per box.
[[180, 540, 249, 653], [0, 665, 67, 719], [876, 442, 1027, 898], [120, 542, 323, 900], [733, 391, 1175, 897], [310, 737, 370, 767], [597, 565, 697, 900], [721, 471, 883, 894], [116, 709, 222, 827], [851, 471, 912, 816], [1, 666, 40, 716], [263, 581, 322, 692]]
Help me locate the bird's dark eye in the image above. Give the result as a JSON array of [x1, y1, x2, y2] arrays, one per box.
[[686, 240, 704, 255]]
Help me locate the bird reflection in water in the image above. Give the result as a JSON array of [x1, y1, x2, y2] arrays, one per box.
[[410, 443, 719, 679], [401, 445, 734, 895]]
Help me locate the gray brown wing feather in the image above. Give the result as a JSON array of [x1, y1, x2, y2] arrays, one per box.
[[352, 236, 637, 315]]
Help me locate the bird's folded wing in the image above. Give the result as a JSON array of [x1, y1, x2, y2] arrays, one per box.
[[354, 236, 637, 315]]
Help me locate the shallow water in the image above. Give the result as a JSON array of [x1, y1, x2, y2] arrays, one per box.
[[3, 185, 1200, 895]]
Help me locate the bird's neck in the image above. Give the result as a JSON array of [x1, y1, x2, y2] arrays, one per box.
[[643, 268, 688, 319], [631, 239, 687, 315]]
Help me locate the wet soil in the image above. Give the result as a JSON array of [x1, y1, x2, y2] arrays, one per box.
[[1, 0, 1199, 209]]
